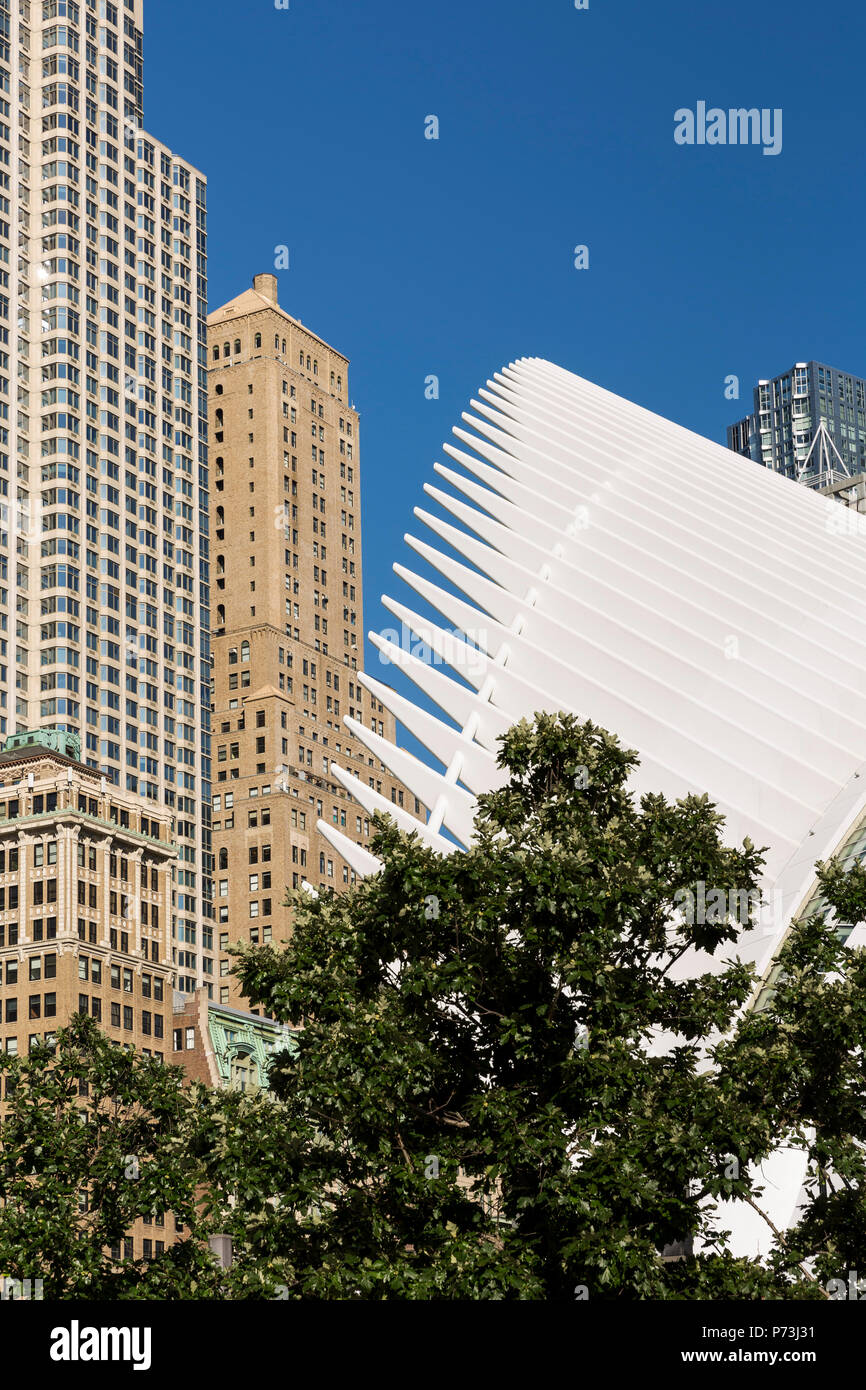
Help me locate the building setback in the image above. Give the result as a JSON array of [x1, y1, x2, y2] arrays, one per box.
[[208, 274, 420, 1008]]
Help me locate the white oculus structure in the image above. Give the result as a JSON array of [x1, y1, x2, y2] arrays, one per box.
[[318, 356, 866, 1257]]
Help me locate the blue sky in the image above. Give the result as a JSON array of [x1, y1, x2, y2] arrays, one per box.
[[145, 0, 866, 700]]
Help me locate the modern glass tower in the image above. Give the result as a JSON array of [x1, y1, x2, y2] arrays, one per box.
[[0, 0, 213, 992], [727, 360, 866, 486]]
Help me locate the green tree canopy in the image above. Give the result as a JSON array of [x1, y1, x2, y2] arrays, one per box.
[[0, 1015, 221, 1299], [4, 713, 865, 1301], [217, 712, 866, 1299]]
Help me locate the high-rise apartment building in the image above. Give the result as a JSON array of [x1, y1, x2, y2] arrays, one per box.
[[727, 360, 866, 486], [0, 0, 213, 994], [208, 275, 420, 1008]]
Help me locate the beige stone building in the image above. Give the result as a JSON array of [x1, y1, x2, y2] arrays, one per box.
[[208, 276, 420, 1007], [0, 730, 175, 1088]]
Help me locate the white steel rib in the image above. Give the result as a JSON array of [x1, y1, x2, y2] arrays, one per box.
[[316, 355, 866, 1254], [322, 356, 866, 886]]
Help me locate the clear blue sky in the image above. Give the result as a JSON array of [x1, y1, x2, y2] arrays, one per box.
[[145, 0, 866, 700]]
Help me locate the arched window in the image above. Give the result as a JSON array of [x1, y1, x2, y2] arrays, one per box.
[[233, 339, 241, 355], [281, 339, 286, 354], [215, 383, 223, 395], [217, 605, 225, 627], [275, 334, 279, 350], [214, 408, 223, 428], [337, 375, 342, 392], [218, 848, 228, 869], [299, 350, 304, 366], [313, 360, 318, 376], [240, 641, 250, 663], [228, 647, 238, 664], [306, 355, 311, 370], [330, 371, 335, 387], [212, 345, 219, 360], [254, 332, 262, 349], [230, 1053, 258, 1092], [223, 342, 230, 357]]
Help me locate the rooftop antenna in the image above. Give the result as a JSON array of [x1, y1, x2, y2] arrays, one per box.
[[797, 419, 851, 489]]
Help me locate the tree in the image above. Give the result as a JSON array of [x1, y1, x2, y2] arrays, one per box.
[[5, 714, 863, 1301], [0, 1015, 222, 1299], [720, 861, 866, 1295], [222, 710, 862, 1299]]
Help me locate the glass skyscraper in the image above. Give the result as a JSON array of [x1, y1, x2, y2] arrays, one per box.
[[727, 360, 866, 487], [0, 0, 213, 992]]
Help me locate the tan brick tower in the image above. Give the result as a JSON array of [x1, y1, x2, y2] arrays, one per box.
[[208, 276, 419, 1007]]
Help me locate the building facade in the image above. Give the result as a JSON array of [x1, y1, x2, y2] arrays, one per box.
[[171, 987, 295, 1092], [727, 360, 866, 485], [0, 729, 175, 1082], [0, 0, 213, 994], [207, 274, 420, 1008]]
